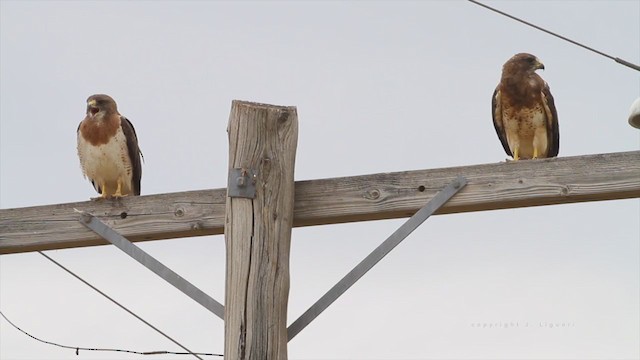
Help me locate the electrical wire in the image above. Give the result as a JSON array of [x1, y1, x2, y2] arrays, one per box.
[[36, 251, 214, 359], [0, 310, 222, 357], [468, 0, 640, 72]]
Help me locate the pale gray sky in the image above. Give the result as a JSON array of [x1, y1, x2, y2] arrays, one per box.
[[1, 1, 639, 359]]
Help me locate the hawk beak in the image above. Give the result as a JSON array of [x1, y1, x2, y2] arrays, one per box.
[[535, 59, 545, 70], [87, 100, 99, 116]]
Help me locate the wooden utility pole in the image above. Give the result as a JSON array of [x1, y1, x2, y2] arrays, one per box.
[[224, 101, 298, 360]]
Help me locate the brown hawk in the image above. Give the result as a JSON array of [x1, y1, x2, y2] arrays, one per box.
[[492, 53, 559, 160], [77, 94, 143, 200]]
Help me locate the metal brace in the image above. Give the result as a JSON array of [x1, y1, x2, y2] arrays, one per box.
[[228, 168, 258, 199], [287, 175, 468, 341], [78, 212, 225, 320]]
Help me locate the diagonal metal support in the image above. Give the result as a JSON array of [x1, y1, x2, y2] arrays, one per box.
[[78, 212, 225, 320], [287, 176, 467, 341]]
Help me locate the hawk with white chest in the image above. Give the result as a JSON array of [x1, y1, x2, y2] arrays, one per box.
[[492, 53, 559, 160], [77, 94, 143, 200]]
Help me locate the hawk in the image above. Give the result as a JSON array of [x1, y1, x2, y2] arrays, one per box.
[[492, 53, 559, 160], [77, 94, 143, 200]]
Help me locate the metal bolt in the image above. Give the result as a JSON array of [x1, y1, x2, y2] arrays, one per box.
[[237, 176, 246, 188], [81, 214, 92, 224]]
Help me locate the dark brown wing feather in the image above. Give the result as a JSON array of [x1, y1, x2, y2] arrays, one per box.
[[541, 83, 560, 157], [491, 88, 512, 157], [120, 116, 143, 195]]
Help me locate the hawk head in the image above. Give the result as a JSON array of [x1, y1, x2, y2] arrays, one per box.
[[86, 94, 118, 119], [502, 53, 545, 76]]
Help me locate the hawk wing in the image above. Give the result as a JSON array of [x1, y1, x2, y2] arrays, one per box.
[[120, 116, 143, 196], [491, 88, 512, 157], [541, 82, 559, 157]]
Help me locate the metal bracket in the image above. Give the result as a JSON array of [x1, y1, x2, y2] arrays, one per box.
[[228, 168, 258, 199], [287, 176, 468, 341], [78, 212, 225, 320]]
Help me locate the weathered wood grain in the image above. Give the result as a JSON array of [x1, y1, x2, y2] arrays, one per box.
[[1, 151, 639, 255], [224, 101, 297, 360]]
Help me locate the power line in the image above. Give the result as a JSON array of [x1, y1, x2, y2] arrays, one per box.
[[468, 0, 640, 72], [36, 251, 212, 360], [0, 310, 222, 357]]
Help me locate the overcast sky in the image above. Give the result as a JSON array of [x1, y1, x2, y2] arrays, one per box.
[[1, 1, 639, 359]]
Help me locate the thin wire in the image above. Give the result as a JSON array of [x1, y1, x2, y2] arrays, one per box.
[[37, 251, 207, 360], [468, 0, 640, 72], [0, 310, 221, 357]]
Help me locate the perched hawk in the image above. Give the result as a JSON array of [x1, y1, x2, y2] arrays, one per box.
[[492, 53, 559, 160], [77, 94, 143, 200]]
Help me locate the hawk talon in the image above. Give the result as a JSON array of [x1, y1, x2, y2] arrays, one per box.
[[90, 182, 110, 201], [112, 179, 127, 198], [90, 194, 110, 201]]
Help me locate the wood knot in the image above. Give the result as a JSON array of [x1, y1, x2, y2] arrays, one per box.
[[364, 189, 381, 200], [175, 208, 185, 217], [417, 185, 426, 192], [261, 158, 271, 178], [119, 212, 128, 219], [277, 111, 290, 125]]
